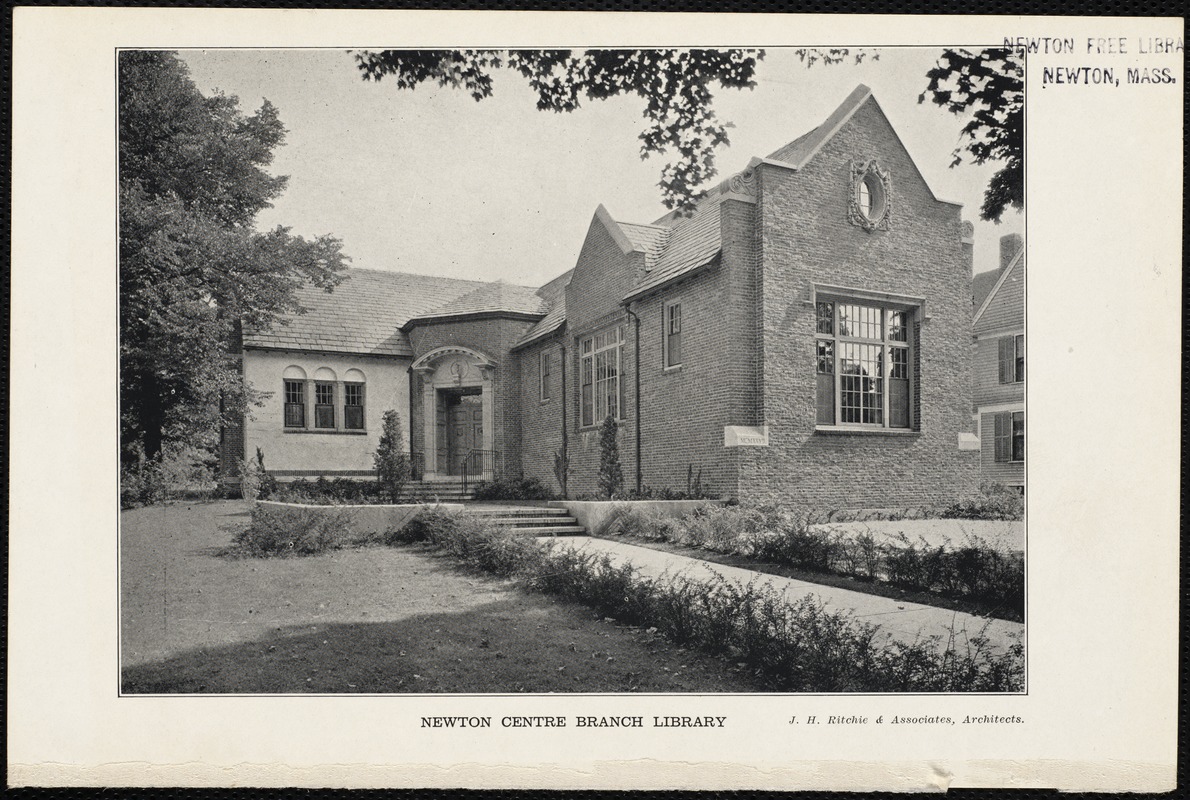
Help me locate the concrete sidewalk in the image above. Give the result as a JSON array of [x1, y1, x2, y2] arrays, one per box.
[[544, 536, 1024, 654]]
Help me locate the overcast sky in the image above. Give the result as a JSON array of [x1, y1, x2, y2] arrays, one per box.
[[179, 47, 1023, 287]]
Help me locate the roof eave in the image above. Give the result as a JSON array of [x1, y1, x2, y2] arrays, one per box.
[[622, 252, 721, 304], [400, 309, 545, 332]]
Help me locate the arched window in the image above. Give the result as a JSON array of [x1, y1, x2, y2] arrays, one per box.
[[343, 369, 366, 430], [313, 367, 337, 429], [282, 366, 307, 428]]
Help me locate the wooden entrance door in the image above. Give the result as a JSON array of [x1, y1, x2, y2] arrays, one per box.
[[447, 393, 483, 475]]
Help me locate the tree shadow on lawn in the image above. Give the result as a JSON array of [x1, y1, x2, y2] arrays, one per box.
[[121, 594, 760, 695]]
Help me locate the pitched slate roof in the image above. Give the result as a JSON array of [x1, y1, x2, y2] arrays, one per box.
[[618, 85, 877, 302], [617, 222, 670, 271], [972, 268, 1002, 310], [405, 280, 546, 325], [515, 269, 572, 348], [243, 268, 525, 358]]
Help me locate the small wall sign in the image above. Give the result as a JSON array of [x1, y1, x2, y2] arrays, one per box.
[[724, 425, 769, 447]]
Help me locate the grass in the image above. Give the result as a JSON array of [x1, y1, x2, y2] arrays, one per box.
[[120, 501, 760, 693]]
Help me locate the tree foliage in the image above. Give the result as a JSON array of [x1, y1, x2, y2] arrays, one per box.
[[355, 48, 765, 214], [920, 48, 1024, 222], [120, 51, 347, 465], [597, 413, 623, 499], [374, 410, 411, 503], [356, 47, 1019, 223]]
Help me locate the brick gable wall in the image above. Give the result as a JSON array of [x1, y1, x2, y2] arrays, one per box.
[[562, 217, 641, 496], [738, 98, 979, 510]]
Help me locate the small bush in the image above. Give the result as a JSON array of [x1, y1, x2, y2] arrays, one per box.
[[470, 476, 558, 501], [375, 410, 411, 503], [597, 413, 623, 499], [120, 458, 169, 509], [232, 503, 358, 557], [941, 482, 1024, 521]]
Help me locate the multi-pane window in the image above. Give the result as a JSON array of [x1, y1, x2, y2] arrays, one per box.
[[994, 411, 1025, 462], [815, 300, 913, 429], [344, 383, 365, 430], [580, 326, 624, 427], [999, 334, 1025, 383], [540, 350, 551, 401], [664, 302, 682, 368], [283, 380, 305, 428], [314, 382, 335, 429]]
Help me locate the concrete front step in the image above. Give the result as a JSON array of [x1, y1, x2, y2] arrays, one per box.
[[464, 506, 587, 536], [487, 516, 579, 527], [522, 526, 588, 536]]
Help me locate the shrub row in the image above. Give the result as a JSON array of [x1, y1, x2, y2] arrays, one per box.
[[470, 477, 558, 502], [940, 483, 1025, 521], [614, 504, 1024, 618], [398, 509, 1024, 692]]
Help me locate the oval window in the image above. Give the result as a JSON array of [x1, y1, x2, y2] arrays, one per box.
[[859, 171, 885, 222]]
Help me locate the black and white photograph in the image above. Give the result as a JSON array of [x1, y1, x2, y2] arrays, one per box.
[[117, 45, 1027, 696], [9, 7, 1180, 792]]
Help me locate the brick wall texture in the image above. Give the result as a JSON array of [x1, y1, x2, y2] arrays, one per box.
[[736, 98, 979, 508], [237, 92, 983, 511]]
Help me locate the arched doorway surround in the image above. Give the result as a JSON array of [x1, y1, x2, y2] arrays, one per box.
[[410, 346, 497, 478]]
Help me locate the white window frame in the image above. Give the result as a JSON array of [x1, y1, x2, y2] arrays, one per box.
[[539, 349, 551, 402], [579, 326, 624, 428], [813, 289, 918, 432], [663, 300, 683, 369]]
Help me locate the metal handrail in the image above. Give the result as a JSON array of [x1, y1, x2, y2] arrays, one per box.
[[461, 449, 501, 492]]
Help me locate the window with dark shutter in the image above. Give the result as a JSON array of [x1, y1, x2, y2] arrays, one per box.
[[998, 336, 1014, 384], [1011, 411, 1025, 462], [994, 412, 1011, 462], [1014, 334, 1025, 383]]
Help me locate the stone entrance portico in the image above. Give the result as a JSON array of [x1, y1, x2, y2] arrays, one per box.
[[410, 345, 497, 480]]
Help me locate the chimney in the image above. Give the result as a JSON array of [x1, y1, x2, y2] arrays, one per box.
[[1000, 233, 1023, 270], [961, 220, 975, 275]]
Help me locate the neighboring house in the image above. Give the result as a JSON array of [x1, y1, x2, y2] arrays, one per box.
[[223, 84, 982, 511], [971, 233, 1025, 494]]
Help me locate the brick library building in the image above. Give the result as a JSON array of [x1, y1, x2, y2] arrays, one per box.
[[222, 84, 1016, 511]]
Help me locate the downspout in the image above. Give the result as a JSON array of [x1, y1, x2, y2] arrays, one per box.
[[407, 365, 415, 479], [559, 343, 568, 498], [623, 303, 643, 494]]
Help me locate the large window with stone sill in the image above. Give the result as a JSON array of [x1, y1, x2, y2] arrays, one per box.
[[815, 298, 915, 430], [580, 326, 624, 427]]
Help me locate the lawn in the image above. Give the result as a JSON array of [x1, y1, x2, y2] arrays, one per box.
[[120, 501, 760, 693]]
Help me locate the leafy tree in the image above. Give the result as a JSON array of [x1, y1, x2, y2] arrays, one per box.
[[374, 410, 411, 503], [356, 47, 1019, 222], [120, 51, 347, 466], [920, 48, 1023, 222], [355, 48, 765, 213], [597, 413, 623, 499]]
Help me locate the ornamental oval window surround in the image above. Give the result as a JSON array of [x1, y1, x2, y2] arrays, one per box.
[[849, 160, 892, 232]]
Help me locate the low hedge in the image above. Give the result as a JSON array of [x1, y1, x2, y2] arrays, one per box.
[[394, 508, 1024, 692], [614, 504, 1024, 618]]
